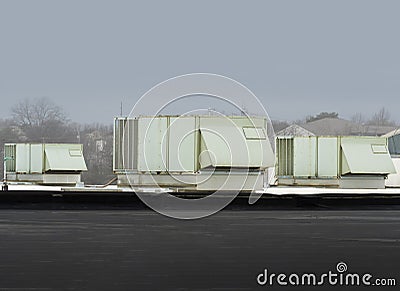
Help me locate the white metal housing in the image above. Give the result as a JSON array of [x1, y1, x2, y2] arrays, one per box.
[[276, 136, 396, 189], [113, 115, 275, 191], [4, 143, 87, 185]]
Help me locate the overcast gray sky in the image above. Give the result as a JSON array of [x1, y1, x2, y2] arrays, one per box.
[[1, 0, 399, 124]]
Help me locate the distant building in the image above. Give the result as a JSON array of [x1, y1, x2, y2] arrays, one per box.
[[362, 125, 399, 136], [278, 118, 397, 137], [301, 118, 363, 136], [276, 124, 315, 137]]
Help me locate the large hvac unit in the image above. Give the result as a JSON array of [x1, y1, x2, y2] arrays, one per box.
[[276, 136, 396, 189], [113, 116, 275, 191], [4, 143, 87, 185]]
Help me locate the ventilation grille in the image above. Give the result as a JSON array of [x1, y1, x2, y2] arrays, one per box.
[[276, 138, 294, 176]]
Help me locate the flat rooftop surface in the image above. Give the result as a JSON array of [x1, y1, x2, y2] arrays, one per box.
[[0, 209, 399, 290]]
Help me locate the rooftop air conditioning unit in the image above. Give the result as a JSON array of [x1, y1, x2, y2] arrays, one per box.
[[4, 143, 87, 185], [275, 136, 396, 189], [113, 115, 275, 191]]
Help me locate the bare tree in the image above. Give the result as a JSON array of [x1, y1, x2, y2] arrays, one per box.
[[368, 107, 395, 126], [351, 112, 365, 125], [11, 97, 75, 142], [350, 112, 367, 135], [12, 97, 67, 127]]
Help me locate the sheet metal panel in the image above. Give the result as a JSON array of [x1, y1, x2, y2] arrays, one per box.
[[293, 137, 317, 177], [44, 144, 87, 171], [168, 116, 196, 172], [341, 137, 395, 175], [199, 124, 245, 168], [317, 137, 338, 177], [137, 117, 168, 172], [199, 117, 272, 168], [30, 144, 43, 173], [16, 144, 30, 173]]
